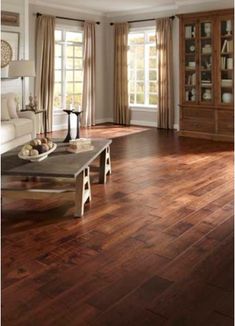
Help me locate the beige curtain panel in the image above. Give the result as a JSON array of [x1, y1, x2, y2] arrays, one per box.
[[156, 18, 174, 129], [81, 21, 96, 127], [114, 23, 130, 125], [35, 15, 55, 133]]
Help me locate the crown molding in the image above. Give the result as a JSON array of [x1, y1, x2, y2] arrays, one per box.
[[105, 4, 178, 18], [29, 0, 105, 17]]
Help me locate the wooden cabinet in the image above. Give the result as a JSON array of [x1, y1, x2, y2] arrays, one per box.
[[178, 9, 234, 141]]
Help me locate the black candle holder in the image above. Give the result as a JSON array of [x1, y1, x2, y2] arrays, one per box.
[[72, 110, 83, 139], [63, 109, 72, 142]]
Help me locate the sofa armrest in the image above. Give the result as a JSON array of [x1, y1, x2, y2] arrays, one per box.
[[18, 111, 36, 139]]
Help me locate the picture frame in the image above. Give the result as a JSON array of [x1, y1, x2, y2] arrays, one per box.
[[1, 11, 20, 27], [1, 31, 20, 78]]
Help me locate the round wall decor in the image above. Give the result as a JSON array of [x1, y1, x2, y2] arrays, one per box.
[[1, 40, 13, 68]]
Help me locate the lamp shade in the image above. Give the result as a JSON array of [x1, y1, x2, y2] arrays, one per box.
[[8, 60, 35, 78]]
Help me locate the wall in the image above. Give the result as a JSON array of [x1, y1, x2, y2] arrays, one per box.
[[28, 4, 106, 131], [1, 0, 29, 104], [105, 0, 233, 129]]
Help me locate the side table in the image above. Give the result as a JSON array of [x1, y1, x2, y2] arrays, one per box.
[[21, 109, 47, 137]]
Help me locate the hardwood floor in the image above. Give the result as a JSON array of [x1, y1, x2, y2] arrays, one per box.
[[2, 125, 234, 326]]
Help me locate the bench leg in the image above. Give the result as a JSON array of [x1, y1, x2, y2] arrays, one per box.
[[99, 146, 112, 184], [74, 167, 91, 217]]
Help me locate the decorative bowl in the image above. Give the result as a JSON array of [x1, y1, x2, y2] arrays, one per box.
[[18, 143, 57, 162]]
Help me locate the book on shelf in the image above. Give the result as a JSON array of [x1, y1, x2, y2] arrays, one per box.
[[221, 56, 226, 69], [221, 39, 234, 53]]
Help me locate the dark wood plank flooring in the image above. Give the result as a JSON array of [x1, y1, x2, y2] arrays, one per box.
[[2, 125, 234, 325]]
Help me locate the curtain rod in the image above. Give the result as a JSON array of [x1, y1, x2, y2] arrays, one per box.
[[110, 16, 175, 25], [36, 13, 100, 25]]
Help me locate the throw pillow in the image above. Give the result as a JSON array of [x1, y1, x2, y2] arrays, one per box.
[[1, 97, 10, 121], [7, 95, 19, 119]]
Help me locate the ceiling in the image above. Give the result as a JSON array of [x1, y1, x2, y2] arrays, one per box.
[[30, 0, 233, 16]]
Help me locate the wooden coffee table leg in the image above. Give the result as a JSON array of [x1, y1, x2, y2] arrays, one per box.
[[99, 146, 111, 184], [74, 167, 91, 217]]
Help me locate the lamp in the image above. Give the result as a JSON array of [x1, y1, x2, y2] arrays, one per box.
[[8, 60, 35, 110]]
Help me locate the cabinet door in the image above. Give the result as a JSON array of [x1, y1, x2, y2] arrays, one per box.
[[198, 18, 214, 104], [217, 14, 234, 106], [182, 20, 198, 104]]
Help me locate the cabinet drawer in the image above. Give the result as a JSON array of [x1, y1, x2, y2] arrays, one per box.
[[181, 118, 214, 133], [182, 108, 214, 121], [217, 110, 234, 135]]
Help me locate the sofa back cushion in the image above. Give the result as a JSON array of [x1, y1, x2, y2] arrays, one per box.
[[1, 97, 10, 121], [7, 93, 19, 119]]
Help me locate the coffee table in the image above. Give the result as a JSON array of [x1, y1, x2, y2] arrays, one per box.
[[1, 139, 112, 217]]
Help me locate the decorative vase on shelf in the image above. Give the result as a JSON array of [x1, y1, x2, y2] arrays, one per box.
[[226, 20, 232, 35], [204, 23, 211, 37], [203, 89, 212, 101], [222, 92, 233, 103]]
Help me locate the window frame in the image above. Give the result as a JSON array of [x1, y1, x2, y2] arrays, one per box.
[[54, 24, 83, 112], [128, 27, 158, 109]]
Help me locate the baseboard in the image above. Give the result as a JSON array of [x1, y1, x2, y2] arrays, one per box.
[[95, 117, 114, 124], [130, 120, 158, 127]]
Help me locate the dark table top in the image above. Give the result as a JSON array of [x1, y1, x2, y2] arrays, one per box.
[[1, 139, 112, 179]]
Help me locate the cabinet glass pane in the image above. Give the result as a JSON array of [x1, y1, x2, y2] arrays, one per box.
[[220, 19, 233, 104], [199, 21, 213, 103], [184, 23, 197, 102]]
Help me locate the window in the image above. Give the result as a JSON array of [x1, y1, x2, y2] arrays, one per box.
[[128, 30, 157, 107], [54, 29, 83, 110]]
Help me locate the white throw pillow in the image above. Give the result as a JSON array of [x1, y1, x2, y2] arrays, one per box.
[[7, 95, 19, 119], [1, 97, 10, 121]]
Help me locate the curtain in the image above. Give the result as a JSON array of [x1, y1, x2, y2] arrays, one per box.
[[35, 15, 55, 133], [114, 23, 130, 125], [81, 21, 96, 127], [156, 18, 174, 129]]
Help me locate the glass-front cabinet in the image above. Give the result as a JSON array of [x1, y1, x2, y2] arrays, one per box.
[[179, 9, 234, 142]]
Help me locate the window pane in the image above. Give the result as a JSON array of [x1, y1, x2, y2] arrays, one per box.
[[66, 46, 74, 58], [66, 83, 74, 93], [54, 95, 61, 108], [149, 70, 157, 81], [74, 95, 82, 106], [55, 44, 62, 57], [74, 82, 82, 93], [148, 32, 156, 43], [66, 70, 73, 82], [129, 93, 135, 104], [66, 58, 73, 69], [75, 70, 83, 81], [149, 82, 157, 93], [55, 70, 62, 82], [66, 32, 82, 42], [136, 82, 144, 92], [129, 33, 144, 44], [55, 57, 61, 69], [135, 45, 144, 56], [75, 46, 82, 57], [149, 94, 157, 105], [74, 58, 82, 69], [129, 69, 135, 80], [55, 30, 62, 41], [136, 93, 144, 104], [136, 70, 144, 80], [149, 46, 156, 56], [149, 58, 157, 69], [136, 57, 144, 69], [129, 82, 135, 92], [54, 83, 61, 95]]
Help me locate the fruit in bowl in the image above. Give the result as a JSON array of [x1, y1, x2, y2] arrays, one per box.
[[19, 138, 57, 162]]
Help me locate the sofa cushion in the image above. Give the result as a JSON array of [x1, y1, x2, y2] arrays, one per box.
[[11, 118, 33, 138], [1, 97, 10, 121], [1, 121, 16, 144], [7, 93, 19, 119]]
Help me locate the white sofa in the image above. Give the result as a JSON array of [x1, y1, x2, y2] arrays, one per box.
[[1, 93, 36, 153]]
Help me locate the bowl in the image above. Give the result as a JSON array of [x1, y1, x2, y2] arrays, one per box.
[[18, 143, 57, 162]]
